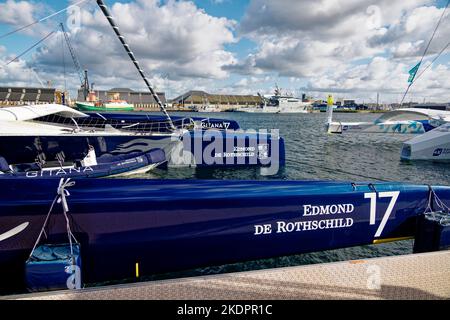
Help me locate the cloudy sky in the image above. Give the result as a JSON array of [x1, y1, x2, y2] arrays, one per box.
[[0, 0, 450, 103]]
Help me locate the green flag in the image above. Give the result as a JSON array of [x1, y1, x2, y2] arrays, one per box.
[[408, 62, 421, 83]]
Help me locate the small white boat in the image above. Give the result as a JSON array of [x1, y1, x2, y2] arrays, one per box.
[[326, 106, 450, 134], [277, 97, 309, 113], [237, 89, 309, 114], [236, 105, 280, 113], [401, 123, 450, 161], [239, 97, 309, 114], [324, 103, 450, 161], [268, 86, 310, 113]]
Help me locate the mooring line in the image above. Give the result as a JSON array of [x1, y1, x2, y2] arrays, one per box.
[[0, 0, 90, 40]]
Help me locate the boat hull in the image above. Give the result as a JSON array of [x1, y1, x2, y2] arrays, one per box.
[[327, 108, 444, 134], [84, 113, 242, 131], [401, 124, 450, 161], [328, 120, 430, 134], [170, 130, 285, 169], [0, 179, 447, 291], [0, 135, 175, 166], [236, 107, 280, 114], [279, 109, 309, 114], [0, 150, 166, 179], [0, 132, 284, 171], [76, 102, 134, 112]]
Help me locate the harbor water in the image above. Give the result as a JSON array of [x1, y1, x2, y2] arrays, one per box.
[[98, 111, 450, 286]]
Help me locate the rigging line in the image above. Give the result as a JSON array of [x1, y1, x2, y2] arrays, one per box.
[[411, 40, 450, 84], [419, 0, 450, 66], [400, 0, 450, 104], [0, 0, 90, 40], [0, 30, 56, 68]]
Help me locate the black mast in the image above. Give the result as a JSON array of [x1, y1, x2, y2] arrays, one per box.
[[96, 0, 175, 129]]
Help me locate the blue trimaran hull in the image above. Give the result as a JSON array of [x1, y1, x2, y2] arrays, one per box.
[[0, 178, 449, 290]]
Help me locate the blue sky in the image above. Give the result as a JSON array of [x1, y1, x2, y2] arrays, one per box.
[[1, 0, 450, 103]]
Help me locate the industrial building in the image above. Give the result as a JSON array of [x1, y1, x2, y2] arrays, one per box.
[[0, 87, 56, 106], [171, 91, 263, 111], [77, 87, 166, 110]]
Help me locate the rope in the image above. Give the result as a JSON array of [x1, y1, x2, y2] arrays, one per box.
[[419, 1, 449, 67], [424, 187, 450, 225], [424, 186, 435, 215], [0, 0, 90, 40], [0, 30, 56, 68], [400, 0, 450, 104], [411, 40, 450, 84], [29, 178, 78, 259]]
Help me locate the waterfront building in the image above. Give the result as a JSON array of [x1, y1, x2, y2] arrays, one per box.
[[171, 90, 263, 111], [0, 86, 56, 106]]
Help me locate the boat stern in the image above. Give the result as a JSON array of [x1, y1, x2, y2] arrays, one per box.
[[401, 124, 450, 161]]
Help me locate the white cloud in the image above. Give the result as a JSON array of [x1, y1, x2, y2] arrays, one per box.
[[0, 0, 36, 26], [2, 0, 450, 103], [304, 56, 450, 103], [0, 0, 56, 37], [31, 0, 237, 81], [226, 0, 450, 102], [240, 0, 432, 39], [0, 0, 239, 99], [0, 54, 50, 87], [371, 6, 450, 58]]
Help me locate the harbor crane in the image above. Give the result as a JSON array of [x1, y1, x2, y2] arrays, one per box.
[[59, 23, 90, 100]]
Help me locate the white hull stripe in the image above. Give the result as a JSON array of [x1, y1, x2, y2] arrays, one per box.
[[0, 222, 29, 242]]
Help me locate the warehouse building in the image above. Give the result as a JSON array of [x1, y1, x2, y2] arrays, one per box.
[[171, 91, 263, 111], [0, 87, 56, 106], [77, 87, 166, 110]]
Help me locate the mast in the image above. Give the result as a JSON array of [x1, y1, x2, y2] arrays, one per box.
[[96, 0, 175, 129]]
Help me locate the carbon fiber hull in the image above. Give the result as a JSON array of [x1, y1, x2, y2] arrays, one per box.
[[0, 178, 447, 291]]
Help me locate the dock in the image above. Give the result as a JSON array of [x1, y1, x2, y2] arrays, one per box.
[[3, 251, 450, 300]]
